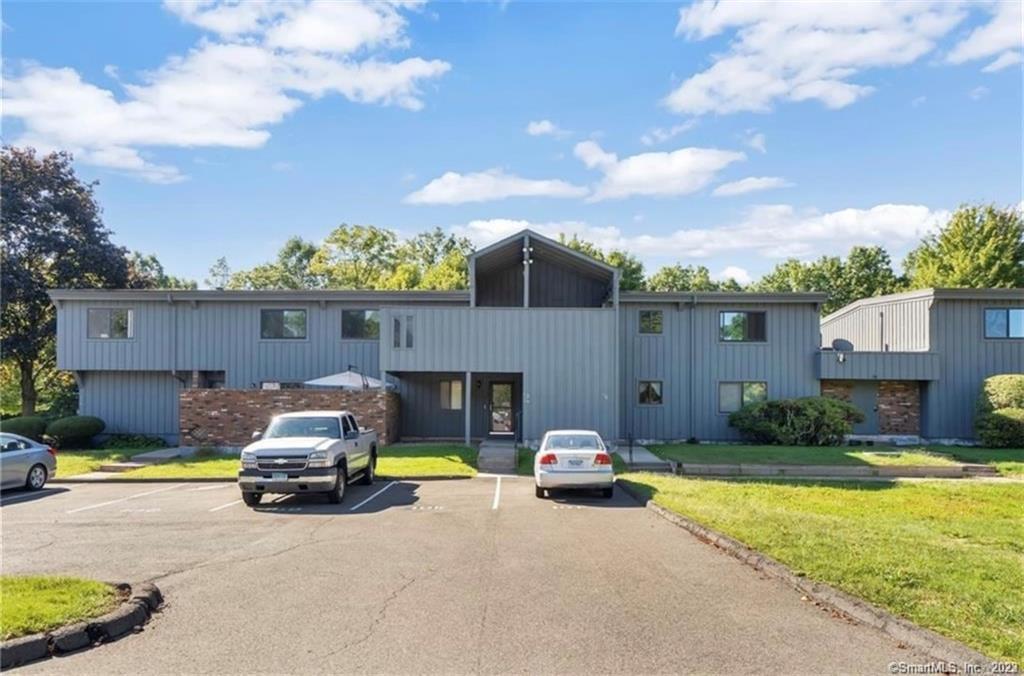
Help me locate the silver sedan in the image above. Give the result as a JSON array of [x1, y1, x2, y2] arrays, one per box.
[[0, 433, 57, 491]]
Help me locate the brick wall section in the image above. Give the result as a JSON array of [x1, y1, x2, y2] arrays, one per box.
[[820, 380, 852, 402], [877, 380, 920, 435], [179, 389, 399, 447]]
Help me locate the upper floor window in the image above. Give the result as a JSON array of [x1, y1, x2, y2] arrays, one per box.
[[393, 315, 414, 349], [719, 381, 767, 413], [440, 379, 463, 410], [638, 380, 663, 405], [639, 310, 663, 334], [260, 309, 306, 340], [985, 308, 1024, 339], [720, 311, 766, 342], [87, 308, 133, 339], [342, 310, 380, 340]]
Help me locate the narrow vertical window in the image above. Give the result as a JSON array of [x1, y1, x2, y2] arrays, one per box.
[[639, 310, 663, 334]]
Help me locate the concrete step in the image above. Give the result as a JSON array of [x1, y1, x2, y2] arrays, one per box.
[[478, 443, 517, 473], [129, 448, 185, 464]]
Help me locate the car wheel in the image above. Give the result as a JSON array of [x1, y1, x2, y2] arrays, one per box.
[[601, 486, 614, 499], [328, 464, 347, 504], [242, 492, 262, 507], [535, 484, 545, 499], [359, 453, 375, 485], [25, 464, 47, 491]]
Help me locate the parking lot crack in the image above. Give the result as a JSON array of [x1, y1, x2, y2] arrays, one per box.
[[320, 574, 421, 660]]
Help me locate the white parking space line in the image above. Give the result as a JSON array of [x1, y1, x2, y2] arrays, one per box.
[[491, 476, 502, 510], [66, 484, 182, 514], [209, 499, 243, 512], [349, 481, 397, 512], [187, 484, 233, 492]]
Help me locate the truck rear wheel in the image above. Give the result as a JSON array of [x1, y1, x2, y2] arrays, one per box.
[[242, 492, 262, 507], [359, 452, 376, 485], [328, 465, 347, 504]]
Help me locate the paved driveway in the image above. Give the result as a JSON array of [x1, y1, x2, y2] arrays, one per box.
[[2, 477, 926, 674]]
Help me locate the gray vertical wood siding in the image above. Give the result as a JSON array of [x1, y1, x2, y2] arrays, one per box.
[[927, 298, 1024, 438], [380, 307, 619, 441], [821, 295, 932, 351], [619, 302, 822, 441], [78, 371, 183, 441]]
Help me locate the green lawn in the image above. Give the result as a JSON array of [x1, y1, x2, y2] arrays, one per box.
[[619, 473, 1024, 663], [649, 444, 1024, 474], [516, 447, 628, 475], [54, 450, 132, 477], [0, 576, 118, 639], [377, 444, 477, 477], [120, 453, 240, 479]]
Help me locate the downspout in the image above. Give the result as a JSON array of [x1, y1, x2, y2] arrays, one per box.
[[613, 270, 620, 444], [689, 293, 696, 441]]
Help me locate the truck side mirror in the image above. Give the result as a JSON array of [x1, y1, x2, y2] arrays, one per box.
[[251, 430, 262, 440]]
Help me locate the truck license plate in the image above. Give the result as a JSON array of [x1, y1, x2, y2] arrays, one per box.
[[272, 472, 288, 481]]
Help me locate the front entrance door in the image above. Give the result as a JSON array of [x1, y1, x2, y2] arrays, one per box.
[[489, 382, 514, 435], [851, 382, 880, 434]]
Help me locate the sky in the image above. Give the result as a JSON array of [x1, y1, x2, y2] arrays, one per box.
[[3, 0, 1022, 287]]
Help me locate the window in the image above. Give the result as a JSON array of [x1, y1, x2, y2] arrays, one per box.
[[719, 311, 766, 342], [719, 381, 768, 413], [87, 308, 132, 339], [639, 310, 663, 334], [985, 308, 1024, 339], [544, 433, 603, 450], [342, 310, 380, 340], [440, 379, 464, 410], [260, 381, 302, 390], [341, 416, 353, 437], [264, 416, 340, 439], [260, 309, 306, 339], [638, 380, 663, 405], [393, 315, 414, 349], [198, 371, 225, 389]]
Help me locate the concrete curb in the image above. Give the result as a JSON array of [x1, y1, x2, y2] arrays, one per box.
[[52, 474, 476, 485], [615, 480, 997, 671], [0, 582, 162, 670], [676, 462, 997, 479]]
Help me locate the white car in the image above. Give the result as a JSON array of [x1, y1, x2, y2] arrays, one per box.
[[533, 429, 614, 499]]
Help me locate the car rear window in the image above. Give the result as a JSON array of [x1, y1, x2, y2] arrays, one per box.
[[545, 434, 602, 450], [264, 417, 341, 439]]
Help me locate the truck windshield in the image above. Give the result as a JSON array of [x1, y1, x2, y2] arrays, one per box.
[[264, 417, 341, 439], [545, 434, 602, 450]]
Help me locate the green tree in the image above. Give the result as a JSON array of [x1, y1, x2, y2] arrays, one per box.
[[309, 224, 397, 289], [559, 234, 646, 290], [1, 147, 129, 414], [905, 204, 1024, 289], [229, 237, 324, 290], [205, 257, 232, 289], [388, 227, 473, 290], [648, 264, 721, 292], [126, 251, 197, 289]]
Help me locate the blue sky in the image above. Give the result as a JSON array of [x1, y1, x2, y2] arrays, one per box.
[[3, 1, 1022, 286]]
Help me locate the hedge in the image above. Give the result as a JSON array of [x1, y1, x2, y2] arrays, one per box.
[[728, 396, 864, 446], [977, 374, 1024, 414], [1, 416, 49, 442], [976, 408, 1024, 448], [44, 416, 106, 449]]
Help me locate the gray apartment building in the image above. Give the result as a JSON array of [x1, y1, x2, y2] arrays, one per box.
[[50, 230, 1022, 446]]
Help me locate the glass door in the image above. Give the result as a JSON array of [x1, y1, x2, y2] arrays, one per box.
[[489, 382, 514, 434]]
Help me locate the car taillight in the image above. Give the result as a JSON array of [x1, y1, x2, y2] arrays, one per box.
[[539, 453, 558, 466], [594, 453, 612, 465], [47, 447, 58, 457]]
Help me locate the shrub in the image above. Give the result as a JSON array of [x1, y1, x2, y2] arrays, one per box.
[[728, 396, 864, 446], [1, 416, 49, 441], [44, 416, 106, 449], [102, 434, 167, 450], [975, 408, 1024, 448], [977, 374, 1024, 414]]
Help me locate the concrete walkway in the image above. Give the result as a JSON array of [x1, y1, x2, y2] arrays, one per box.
[[477, 440, 517, 473], [613, 444, 674, 472]]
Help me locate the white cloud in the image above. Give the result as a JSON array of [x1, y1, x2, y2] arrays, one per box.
[[526, 119, 567, 137], [911, 95, 927, 107], [947, 1, 1023, 71], [712, 176, 792, 197], [574, 140, 745, 201], [404, 168, 588, 205], [981, 50, 1023, 73], [640, 120, 697, 146], [453, 203, 947, 262], [969, 85, 990, 100], [666, 1, 968, 115], [716, 265, 752, 285], [745, 131, 766, 153], [2, 1, 449, 183]]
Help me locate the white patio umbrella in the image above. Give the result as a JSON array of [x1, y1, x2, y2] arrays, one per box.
[[303, 370, 385, 390]]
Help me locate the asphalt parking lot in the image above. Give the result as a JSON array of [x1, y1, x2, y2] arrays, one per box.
[[2, 477, 927, 674]]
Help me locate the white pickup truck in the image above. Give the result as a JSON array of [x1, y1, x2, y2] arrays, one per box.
[[237, 410, 377, 507]]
